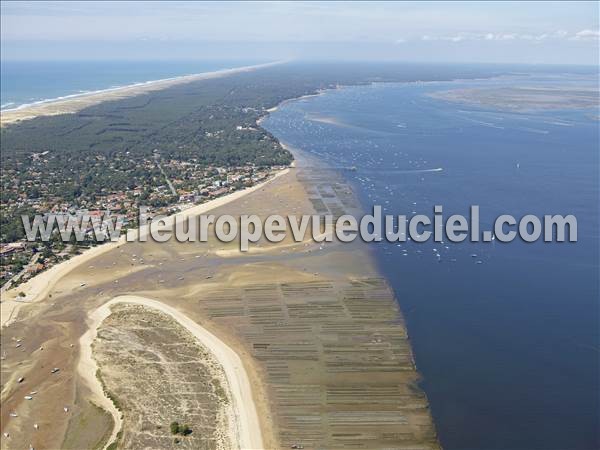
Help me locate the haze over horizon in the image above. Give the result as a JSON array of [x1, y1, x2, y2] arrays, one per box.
[[1, 1, 598, 65]]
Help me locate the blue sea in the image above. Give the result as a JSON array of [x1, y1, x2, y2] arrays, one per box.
[[0, 60, 266, 110], [262, 74, 599, 450]]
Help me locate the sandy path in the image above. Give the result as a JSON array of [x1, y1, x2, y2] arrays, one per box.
[[80, 295, 263, 450], [0, 168, 288, 328]]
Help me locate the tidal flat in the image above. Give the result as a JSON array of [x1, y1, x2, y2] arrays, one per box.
[[0, 149, 438, 449]]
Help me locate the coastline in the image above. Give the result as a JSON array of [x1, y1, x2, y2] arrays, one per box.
[[0, 168, 289, 328], [259, 90, 329, 121], [78, 301, 124, 450], [0, 60, 285, 126], [1, 72, 324, 328]]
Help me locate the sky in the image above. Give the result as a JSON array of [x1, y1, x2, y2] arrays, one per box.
[[1, 1, 598, 65]]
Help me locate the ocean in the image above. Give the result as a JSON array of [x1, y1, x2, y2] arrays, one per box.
[[262, 74, 599, 450], [0, 60, 266, 110]]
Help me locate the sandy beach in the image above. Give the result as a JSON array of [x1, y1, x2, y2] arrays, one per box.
[[79, 295, 262, 450], [0, 59, 291, 328], [0, 61, 283, 126], [0, 168, 289, 328], [78, 302, 124, 450]]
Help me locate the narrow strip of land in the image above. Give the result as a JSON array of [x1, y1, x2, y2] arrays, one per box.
[[0, 61, 284, 126]]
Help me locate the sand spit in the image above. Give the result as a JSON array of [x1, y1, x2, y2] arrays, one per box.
[[80, 295, 263, 450], [0, 168, 289, 328], [0, 61, 284, 126], [429, 85, 600, 112]]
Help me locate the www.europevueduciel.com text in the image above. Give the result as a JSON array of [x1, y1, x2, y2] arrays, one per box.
[[21, 205, 577, 251]]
